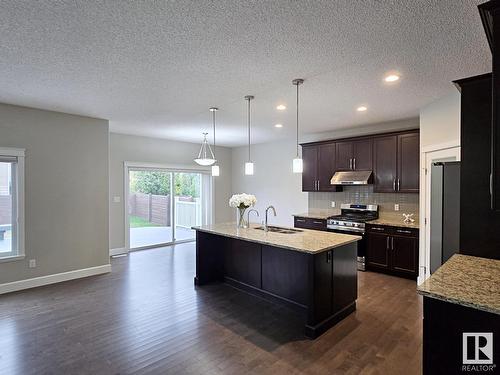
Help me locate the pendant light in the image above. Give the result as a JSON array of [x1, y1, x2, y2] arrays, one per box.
[[194, 118, 216, 168], [244, 95, 255, 175], [292, 78, 304, 173], [209, 107, 220, 176]]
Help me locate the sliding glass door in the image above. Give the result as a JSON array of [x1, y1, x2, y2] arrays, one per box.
[[127, 167, 209, 250]]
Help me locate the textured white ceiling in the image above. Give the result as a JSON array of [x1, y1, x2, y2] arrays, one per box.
[[0, 0, 491, 147]]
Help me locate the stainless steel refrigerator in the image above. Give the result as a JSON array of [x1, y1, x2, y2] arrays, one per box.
[[430, 162, 460, 274]]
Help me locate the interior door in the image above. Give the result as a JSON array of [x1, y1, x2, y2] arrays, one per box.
[[352, 139, 373, 170], [302, 145, 318, 191], [373, 136, 398, 193], [397, 133, 420, 193], [335, 141, 353, 170]]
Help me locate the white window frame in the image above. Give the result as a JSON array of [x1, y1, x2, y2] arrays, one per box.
[[0, 147, 25, 263]]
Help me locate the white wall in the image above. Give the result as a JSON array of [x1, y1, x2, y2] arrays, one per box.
[[419, 89, 461, 148], [231, 139, 308, 227], [109, 133, 233, 250], [0, 103, 109, 285]]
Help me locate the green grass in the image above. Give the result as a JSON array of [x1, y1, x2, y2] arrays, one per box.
[[129, 216, 162, 228]]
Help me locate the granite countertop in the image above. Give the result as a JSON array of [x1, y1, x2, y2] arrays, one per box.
[[192, 222, 361, 254], [417, 254, 500, 315], [367, 216, 419, 229]]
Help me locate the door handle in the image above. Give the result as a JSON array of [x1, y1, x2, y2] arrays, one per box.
[[386, 236, 390, 250], [353, 158, 356, 170], [371, 227, 385, 231], [397, 178, 400, 191], [391, 237, 394, 250], [313, 221, 324, 224], [393, 178, 396, 191], [349, 158, 352, 170], [326, 251, 331, 263], [296, 219, 306, 223], [396, 229, 412, 234]]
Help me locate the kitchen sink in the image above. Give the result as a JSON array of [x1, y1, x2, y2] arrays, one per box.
[[254, 225, 303, 234]]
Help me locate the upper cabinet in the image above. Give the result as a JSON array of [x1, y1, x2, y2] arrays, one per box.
[[335, 139, 373, 171], [301, 130, 419, 193], [479, 1, 500, 210], [373, 132, 419, 193], [302, 143, 341, 192]]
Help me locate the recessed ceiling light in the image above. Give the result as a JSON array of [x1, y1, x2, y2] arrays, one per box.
[[357, 106, 367, 112], [276, 104, 286, 110], [275, 123, 283, 128], [384, 74, 400, 83]]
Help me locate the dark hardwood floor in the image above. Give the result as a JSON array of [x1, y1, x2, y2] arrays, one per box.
[[0, 243, 422, 375]]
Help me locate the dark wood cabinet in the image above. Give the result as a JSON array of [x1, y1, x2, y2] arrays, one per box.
[[294, 217, 327, 231], [397, 133, 420, 193], [335, 139, 373, 171], [373, 132, 419, 193], [225, 239, 262, 288], [302, 143, 341, 192], [366, 232, 390, 270], [335, 141, 353, 170], [366, 224, 419, 279], [373, 136, 398, 193], [479, 1, 500, 211], [302, 145, 318, 192]]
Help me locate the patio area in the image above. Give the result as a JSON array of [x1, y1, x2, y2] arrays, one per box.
[[130, 226, 194, 248], [0, 229, 11, 253]]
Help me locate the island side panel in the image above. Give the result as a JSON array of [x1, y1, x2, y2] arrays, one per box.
[[195, 231, 225, 285], [261, 245, 309, 307], [225, 238, 262, 289], [332, 242, 358, 314]]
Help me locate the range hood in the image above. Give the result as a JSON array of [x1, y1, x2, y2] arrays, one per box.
[[330, 170, 373, 185]]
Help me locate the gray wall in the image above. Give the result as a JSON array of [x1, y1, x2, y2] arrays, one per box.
[[109, 133, 233, 250], [0, 103, 109, 284]]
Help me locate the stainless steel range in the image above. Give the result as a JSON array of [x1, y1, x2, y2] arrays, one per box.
[[327, 204, 379, 271]]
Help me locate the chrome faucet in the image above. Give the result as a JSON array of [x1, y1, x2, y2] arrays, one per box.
[[264, 205, 277, 232], [247, 209, 259, 226]]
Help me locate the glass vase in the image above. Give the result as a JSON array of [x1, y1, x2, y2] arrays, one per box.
[[237, 207, 248, 228]]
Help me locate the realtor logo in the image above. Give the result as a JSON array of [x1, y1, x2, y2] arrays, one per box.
[[463, 333, 493, 365]]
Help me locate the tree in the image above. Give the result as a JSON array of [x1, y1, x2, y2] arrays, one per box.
[[130, 171, 200, 198]]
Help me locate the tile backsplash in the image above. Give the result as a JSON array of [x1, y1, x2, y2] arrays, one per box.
[[308, 185, 419, 216]]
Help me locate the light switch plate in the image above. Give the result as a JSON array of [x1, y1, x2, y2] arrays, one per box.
[[29, 259, 36, 268], [113, 196, 121, 203], [331, 201, 336, 208], [394, 204, 400, 211]]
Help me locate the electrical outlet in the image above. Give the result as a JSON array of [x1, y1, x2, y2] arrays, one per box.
[[29, 259, 36, 268], [331, 201, 336, 208], [394, 204, 400, 211], [113, 196, 121, 203]]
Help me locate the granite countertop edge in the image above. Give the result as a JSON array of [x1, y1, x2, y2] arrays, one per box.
[[192, 225, 361, 254], [416, 288, 500, 315], [292, 212, 420, 229]]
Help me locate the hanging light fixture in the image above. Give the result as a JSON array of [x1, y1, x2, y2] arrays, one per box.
[[244, 95, 255, 175], [292, 78, 304, 173], [209, 107, 220, 176], [194, 132, 216, 166]]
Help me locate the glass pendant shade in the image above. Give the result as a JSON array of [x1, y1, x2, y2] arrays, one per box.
[[194, 132, 216, 166], [211, 165, 220, 176], [245, 162, 254, 175], [293, 157, 303, 173]]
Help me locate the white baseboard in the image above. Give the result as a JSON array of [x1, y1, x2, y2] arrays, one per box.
[[110, 247, 128, 256], [0, 264, 112, 295]]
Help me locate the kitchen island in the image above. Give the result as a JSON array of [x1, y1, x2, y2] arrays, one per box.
[[192, 223, 361, 338]]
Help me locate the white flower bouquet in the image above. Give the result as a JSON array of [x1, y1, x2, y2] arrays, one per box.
[[229, 193, 257, 209]]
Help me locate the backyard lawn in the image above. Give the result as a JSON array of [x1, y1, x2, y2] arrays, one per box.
[[129, 216, 162, 228]]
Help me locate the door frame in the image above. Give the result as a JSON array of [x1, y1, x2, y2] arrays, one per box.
[[123, 161, 214, 253], [418, 140, 460, 285]]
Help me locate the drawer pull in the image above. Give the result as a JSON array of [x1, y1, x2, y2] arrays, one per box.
[[296, 219, 306, 222], [396, 229, 412, 234], [313, 221, 324, 224], [371, 227, 385, 231]]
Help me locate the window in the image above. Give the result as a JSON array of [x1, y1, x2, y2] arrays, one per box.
[[0, 148, 25, 261]]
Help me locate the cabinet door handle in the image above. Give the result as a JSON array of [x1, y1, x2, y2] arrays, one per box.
[[313, 221, 324, 224], [317, 180, 320, 190], [393, 178, 396, 191], [371, 227, 385, 231], [326, 251, 331, 263], [391, 237, 394, 250], [296, 219, 306, 223], [349, 158, 352, 170], [397, 178, 400, 191], [353, 158, 356, 170], [386, 236, 390, 250]]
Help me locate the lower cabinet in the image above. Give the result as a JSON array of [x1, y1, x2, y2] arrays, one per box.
[[294, 217, 327, 231], [366, 224, 419, 279]]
